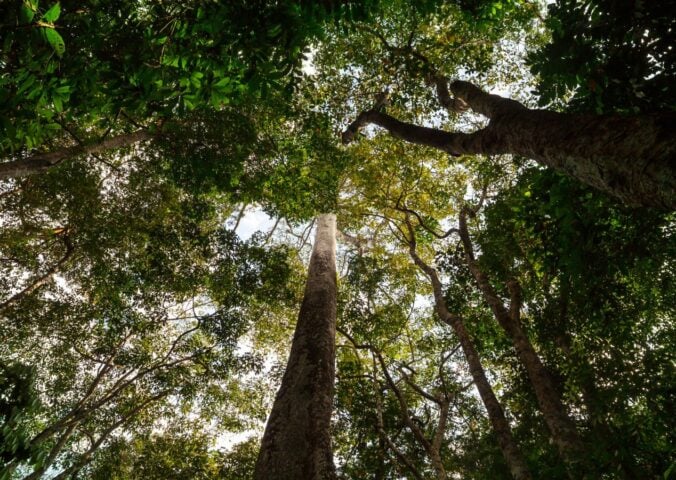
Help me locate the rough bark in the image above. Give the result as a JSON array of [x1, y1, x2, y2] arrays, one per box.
[[0, 129, 153, 179], [408, 246, 532, 480], [457, 209, 586, 477], [254, 214, 338, 480], [343, 80, 676, 209]]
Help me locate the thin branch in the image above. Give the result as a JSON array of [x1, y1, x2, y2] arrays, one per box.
[[0, 235, 75, 312], [371, 354, 425, 480], [263, 217, 281, 245], [395, 202, 459, 239], [231, 203, 248, 232]]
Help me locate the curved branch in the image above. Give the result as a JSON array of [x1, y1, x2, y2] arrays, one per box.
[[342, 109, 481, 156]]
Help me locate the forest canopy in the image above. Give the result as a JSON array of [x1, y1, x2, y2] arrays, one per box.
[[1, 1, 674, 479]]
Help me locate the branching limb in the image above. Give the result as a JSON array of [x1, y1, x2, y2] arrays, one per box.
[[342, 109, 477, 157]]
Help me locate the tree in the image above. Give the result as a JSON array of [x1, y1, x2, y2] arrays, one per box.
[[342, 77, 675, 209], [330, 0, 674, 209], [254, 214, 338, 480], [405, 223, 532, 480], [2, 1, 675, 479], [472, 167, 675, 478]]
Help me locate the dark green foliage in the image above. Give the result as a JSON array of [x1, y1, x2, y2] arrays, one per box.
[[0, 0, 378, 154], [472, 168, 675, 478], [530, 0, 676, 113], [0, 363, 38, 468], [203, 230, 295, 346], [156, 109, 262, 195], [253, 108, 352, 222]]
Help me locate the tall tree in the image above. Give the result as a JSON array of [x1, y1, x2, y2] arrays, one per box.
[[254, 214, 338, 480]]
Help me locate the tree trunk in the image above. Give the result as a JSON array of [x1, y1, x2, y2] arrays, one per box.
[[457, 209, 586, 478], [0, 129, 152, 179], [343, 80, 676, 209], [254, 214, 338, 480], [409, 247, 532, 480]]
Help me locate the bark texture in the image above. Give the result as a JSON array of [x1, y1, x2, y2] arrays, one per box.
[[343, 80, 676, 209], [409, 246, 532, 480], [254, 214, 338, 480], [458, 209, 586, 477], [0, 129, 152, 179]]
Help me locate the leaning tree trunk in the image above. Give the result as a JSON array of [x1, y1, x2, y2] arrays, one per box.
[[457, 209, 586, 478], [343, 80, 676, 209], [409, 247, 532, 480], [254, 214, 338, 480]]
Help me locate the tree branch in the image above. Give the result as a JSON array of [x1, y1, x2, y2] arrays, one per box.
[[342, 109, 480, 156], [0, 234, 75, 313], [0, 129, 154, 179]]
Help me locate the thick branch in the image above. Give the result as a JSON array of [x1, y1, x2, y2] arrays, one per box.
[[22, 423, 78, 480], [0, 129, 153, 179], [450, 80, 527, 118], [458, 208, 585, 476], [406, 229, 532, 480], [342, 80, 676, 208], [342, 110, 482, 156], [507, 279, 522, 323]]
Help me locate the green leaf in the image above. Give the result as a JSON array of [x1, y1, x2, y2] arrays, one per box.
[[43, 28, 65, 56], [41, 2, 61, 22], [20, 4, 35, 23], [53, 95, 62, 112]]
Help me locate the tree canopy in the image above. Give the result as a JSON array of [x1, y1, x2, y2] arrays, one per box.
[[1, 1, 674, 479]]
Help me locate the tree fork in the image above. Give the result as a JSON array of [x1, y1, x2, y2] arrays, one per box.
[[254, 214, 338, 480], [407, 236, 532, 480], [343, 80, 676, 209]]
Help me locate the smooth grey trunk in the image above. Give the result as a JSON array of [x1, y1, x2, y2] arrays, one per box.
[[408, 246, 532, 480], [0, 129, 152, 179], [254, 214, 338, 480], [343, 80, 676, 209]]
